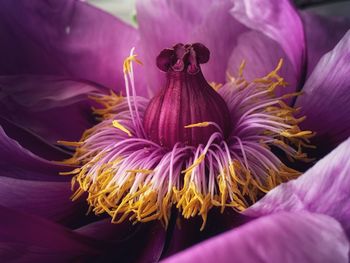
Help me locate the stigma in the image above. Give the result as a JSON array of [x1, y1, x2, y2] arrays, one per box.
[[144, 43, 231, 148]]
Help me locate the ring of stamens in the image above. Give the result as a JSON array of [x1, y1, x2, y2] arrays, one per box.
[[60, 51, 313, 230]]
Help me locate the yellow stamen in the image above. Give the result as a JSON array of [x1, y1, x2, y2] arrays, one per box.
[[123, 53, 143, 73], [112, 120, 132, 137], [181, 153, 206, 173], [184, 122, 211, 128]]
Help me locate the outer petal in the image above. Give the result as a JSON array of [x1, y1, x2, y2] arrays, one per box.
[[0, 125, 69, 181], [0, 116, 70, 160], [228, 30, 297, 97], [230, 0, 306, 84], [136, 0, 246, 95], [0, 0, 138, 91], [245, 137, 350, 238], [0, 176, 89, 227], [301, 12, 350, 76], [295, 30, 350, 152], [0, 206, 100, 263], [162, 212, 349, 263], [0, 75, 105, 144]]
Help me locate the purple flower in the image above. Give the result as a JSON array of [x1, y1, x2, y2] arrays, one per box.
[[0, 0, 349, 262]]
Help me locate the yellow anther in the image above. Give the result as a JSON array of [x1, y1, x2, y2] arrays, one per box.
[[210, 82, 223, 91], [280, 130, 313, 138], [184, 122, 211, 128], [123, 54, 143, 73], [57, 141, 83, 147], [182, 153, 206, 173], [112, 120, 132, 137]]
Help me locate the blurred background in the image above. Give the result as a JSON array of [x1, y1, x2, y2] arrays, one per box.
[[87, 0, 350, 26]]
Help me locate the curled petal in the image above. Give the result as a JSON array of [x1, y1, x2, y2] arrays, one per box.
[[296, 30, 350, 152], [162, 212, 349, 263], [0, 75, 105, 144], [245, 137, 350, 238], [0, 125, 69, 181], [230, 0, 306, 84]]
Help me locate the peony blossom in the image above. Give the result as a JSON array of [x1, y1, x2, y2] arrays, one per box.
[[0, 0, 349, 262]]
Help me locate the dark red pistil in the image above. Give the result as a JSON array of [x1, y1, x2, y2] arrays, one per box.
[[143, 43, 231, 148]]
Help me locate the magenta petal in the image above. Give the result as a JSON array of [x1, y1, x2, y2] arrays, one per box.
[[295, 30, 350, 150], [136, 0, 246, 95], [301, 12, 350, 76], [0, 125, 69, 181], [230, 0, 306, 83], [191, 2, 246, 84], [0, 176, 88, 227], [0, 0, 138, 91], [0, 206, 100, 262], [245, 137, 350, 238], [228, 30, 297, 97], [162, 212, 349, 263], [0, 116, 70, 160], [0, 75, 105, 143]]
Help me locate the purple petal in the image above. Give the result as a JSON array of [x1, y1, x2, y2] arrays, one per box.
[[76, 220, 166, 263], [0, 75, 104, 144], [230, 0, 306, 84], [228, 30, 297, 97], [295, 30, 350, 151], [0, 0, 138, 91], [0, 116, 70, 160], [0, 206, 100, 262], [0, 176, 89, 227], [162, 212, 349, 263], [301, 11, 350, 77], [136, 0, 246, 95], [245, 137, 350, 238], [0, 125, 69, 181]]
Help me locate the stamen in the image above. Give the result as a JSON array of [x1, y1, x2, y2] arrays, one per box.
[[185, 121, 224, 134], [112, 120, 132, 137]]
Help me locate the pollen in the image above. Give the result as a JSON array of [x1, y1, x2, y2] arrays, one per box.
[[61, 48, 313, 231]]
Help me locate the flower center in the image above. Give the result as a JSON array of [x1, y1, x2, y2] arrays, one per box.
[[60, 46, 314, 231], [143, 43, 231, 148]]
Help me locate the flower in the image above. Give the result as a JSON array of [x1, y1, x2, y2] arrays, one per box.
[[0, 0, 349, 262]]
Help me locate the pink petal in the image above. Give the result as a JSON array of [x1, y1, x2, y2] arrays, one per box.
[[230, 0, 306, 84], [0, 125, 69, 181], [162, 212, 349, 263], [136, 0, 246, 96], [0, 0, 138, 92], [228, 30, 297, 98], [245, 137, 350, 238], [295, 30, 350, 152], [0, 75, 105, 144]]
